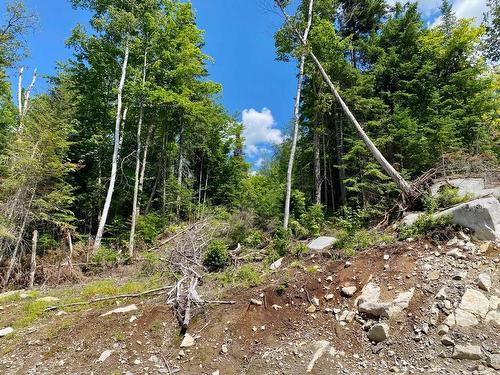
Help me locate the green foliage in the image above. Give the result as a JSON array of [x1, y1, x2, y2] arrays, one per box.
[[336, 229, 395, 257], [139, 251, 162, 276], [203, 240, 229, 272], [241, 229, 264, 248], [423, 187, 471, 213], [272, 227, 291, 257], [292, 242, 309, 258], [90, 246, 120, 266], [136, 213, 165, 243], [400, 214, 453, 239], [299, 204, 325, 237], [234, 264, 261, 286]]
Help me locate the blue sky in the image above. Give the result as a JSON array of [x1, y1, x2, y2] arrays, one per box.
[[6, 0, 487, 169]]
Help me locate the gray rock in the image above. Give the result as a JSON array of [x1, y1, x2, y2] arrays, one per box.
[[437, 324, 449, 335], [441, 335, 455, 346], [431, 177, 500, 200], [367, 323, 390, 343], [341, 286, 357, 297], [180, 333, 195, 348], [434, 197, 500, 241], [0, 327, 14, 337], [452, 270, 467, 280], [97, 350, 113, 363], [477, 272, 491, 292], [459, 289, 490, 318], [446, 248, 466, 259], [485, 310, 500, 326], [358, 302, 391, 318], [269, 257, 283, 270], [356, 282, 380, 306], [452, 344, 483, 360], [307, 236, 338, 251], [490, 295, 500, 310], [445, 308, 479, 328], [486, 354, 500, 370]]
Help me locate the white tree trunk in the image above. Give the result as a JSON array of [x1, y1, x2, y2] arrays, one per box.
[[283, 0, 314, 229], [128, 48, 148, 258], [93, 38, 130, 252], [28, 230, 38, 289]]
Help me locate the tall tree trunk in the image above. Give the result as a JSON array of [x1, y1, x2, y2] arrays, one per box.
[[322, 131, 330, 208], [129, 48, 148, 258], [28, 230, 38, 289], [139, 124, 155, 195], [276, 2, 412, 197], [283, 0, 314, 229], [93, 37, 130, 252], [67, 229, 74, 269], [313, 126, 321, 205], [335, 111, 347, 205], [176, 124, 184, 216]]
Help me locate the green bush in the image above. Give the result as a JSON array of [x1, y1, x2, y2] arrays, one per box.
[[272, 227, 291, 256], [139, 251, 162, 276], [292, 242, 309, 258], [136, 213, 165, 243], [424, 187, 471, 213], [299, 204, 325, 236], [91, 246, 120, 265], [400, 214, 453, 239], [203, 240, 229, 272], [236, 264, 261, 286], [336, 229, 395, 257], [242, 229, 264, 248], [289, 219, 308, 239]]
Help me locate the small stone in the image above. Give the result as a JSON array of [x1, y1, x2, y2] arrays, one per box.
[[345, 261, 352, 268], [324, 294, 334, 301], [428, 270, 440, 281], [56, 311, 67, 316], [97, 350, 113, 363], [436, 287, 447, 300], [178, 350, 185, 357], [341, 286, 357, 297], [0, 327, 14, 337], [312, 297, 320, 306], [485, 310, 500, 326], [486, 354, 500, 370], [383, 254, 390, 260], [477, 272, 491, 292], [326, 276, 333, 282], [221, 344, 228, 354], [100, 304, 138, 317], [129, 315, 137, 323], [367, 323, 389, 343], [437, 325, 449, 335], [180, 333, 195, 348], [133, 359, 141, 365], [212, 371, 220, 375], [446, 248, 466, 259], [441, 335, 454, 346], [250, 299, 262, 306], [452, 344, 483, 360], [269, 257, 283, 270], [272, 304, 282, 310], [306, 304, 316, 313]]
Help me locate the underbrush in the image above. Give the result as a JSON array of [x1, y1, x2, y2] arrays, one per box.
[[399, 213, 453, 239], [209, 264, 262, 288]]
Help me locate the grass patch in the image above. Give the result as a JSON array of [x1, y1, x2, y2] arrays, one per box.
[[13, 300, 51, 328], [335, 229, 395, 257], [210, 264, 262, 288], [81, 278, 162, 299]]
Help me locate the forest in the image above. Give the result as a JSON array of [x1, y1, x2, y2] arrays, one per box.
[[0, 0, 498, 292]]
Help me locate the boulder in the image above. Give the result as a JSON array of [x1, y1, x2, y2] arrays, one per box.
[[431, 178, 500, 200], [490, 295, 500, 310], [307, 236, 337, 251], [441, 335, 455, 346], [434, 197, 500, 241], [389, 288, 415, 315], [367, 323, 390, 342], [459, 289, 490, 318], [452, 344, 483, 360], [444, 309, 479, 328], [402, 212, 423, 226], [356, 282, 380, 306]]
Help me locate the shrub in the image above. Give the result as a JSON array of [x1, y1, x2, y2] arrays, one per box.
[[203, 240, 229, 272], [336, 229, 395, 257], [139, 251, 162, 276], [91, 246, 119, 266], [136, 213, 165, 243], [400, 214, 453, 239], [289, 219, 308, 239], [272, 227, 291, 257], [299, 204, 325, 236], [242, 229, 264, 248], [236, 264, 261, 286], [292, 242, 309, 258], [424, 186, 471, 213]]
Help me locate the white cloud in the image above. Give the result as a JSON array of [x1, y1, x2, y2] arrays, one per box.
[[255, 158, 265, 168], [242, 108, 283, 152], [387, 0, 487, 26]]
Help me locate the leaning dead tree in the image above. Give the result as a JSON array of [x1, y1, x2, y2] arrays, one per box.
[[275, 0, 416, 202], [162, 218, 234, 331]]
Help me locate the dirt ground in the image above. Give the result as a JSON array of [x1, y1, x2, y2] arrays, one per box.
[[0, 237, 499, 374]]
